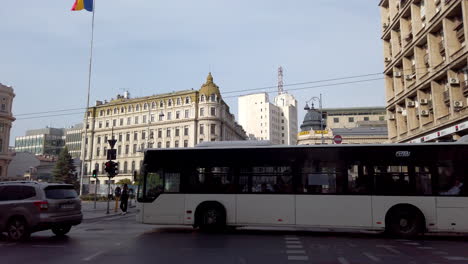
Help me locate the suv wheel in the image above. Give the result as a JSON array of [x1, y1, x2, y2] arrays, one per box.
[[52, 225, 72, 236], [7, 217, 30, 241]]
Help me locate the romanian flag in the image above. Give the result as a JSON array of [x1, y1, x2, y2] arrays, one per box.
[[71, 0, 93, 12]]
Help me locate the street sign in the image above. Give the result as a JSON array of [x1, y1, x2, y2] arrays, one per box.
[[333, 135, 343, 144], [107, 149, 116, 160], [108, 139, 117, 149]]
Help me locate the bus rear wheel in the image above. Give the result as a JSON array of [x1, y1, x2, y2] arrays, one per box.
[[387, 207, 424, 238], [199, 207, 226, 231]]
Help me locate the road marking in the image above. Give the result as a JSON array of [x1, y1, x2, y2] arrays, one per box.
[[404, 242, 420, 246], [32, 245, 65, 248], [286, 245, 303, 249], [287, 255, 309, 261], [286, 240, 301, 244], [363, 252, 381, 262], [83, 250, 105, 262], [376, 245, 401, 255], [337, 257, 350, 264], [444, 256, 468, 261], [286, 250, 306, 254], [417, 246, 433, 249]]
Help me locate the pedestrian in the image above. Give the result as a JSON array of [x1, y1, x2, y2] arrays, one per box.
[[114, 186, 121, 213], [120, 184, 129, 215]]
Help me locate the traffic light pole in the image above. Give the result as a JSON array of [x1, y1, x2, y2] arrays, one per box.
[[106, 129, 117, 215], [93, 178, 98, 209], [106, 176, 111, 214]]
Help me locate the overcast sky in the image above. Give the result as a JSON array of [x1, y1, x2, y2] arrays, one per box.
[[1, 0, 384, 143]]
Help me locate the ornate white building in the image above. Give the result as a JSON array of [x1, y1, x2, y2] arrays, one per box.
[[83, 73, 247, 184], [0, 83, 15, 180]]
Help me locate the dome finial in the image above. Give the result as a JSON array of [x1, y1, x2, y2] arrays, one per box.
[[206, 72, 213, 83]]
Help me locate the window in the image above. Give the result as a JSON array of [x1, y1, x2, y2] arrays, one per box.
[[159, 101, 164, 108], [210, 107, 216, 116], [106, 120, 109, 128], [135, 116, 139, 124], [117, 145, 122, 156], [379, 116, 385, 121], [210, 124, 216, 135], [239, 166, 293, 194], [150, 114, 155, 122], [131, 161, 136, 172], [210, 94, 216, 102], [176, 98, 181, 105], [157, 142, 162, 148], [99, 122, 102, 128], [175, 140, 179, 148], [167, 128, 171, 137], [124, 161, 128, 173], [134, 132, 138, 140], [373, 165, 416, 195], [187, 167, 235, 193], [96, 147, 100, 157], [333, 117, 339, 123], [118, 134, 123, 141], [176, 111, 180, 119], [150, 130, 154, 139], [184, 109, 189, 118], [120, 118, 124, 126], [348, 117, 354, 122], [200, 95, 205, 102], [141, 143, 144, 150], [121, 107, 125, 113], [126, 133, 130, 141], [200, 124, 204, 135], [142, 131, 146, 140], [167, 112, 172, 120], [158, 129, 162, 138], [143, 115, 147, 123], [200, 108, 205, 117], [128, 106, 132, 112], [175, 128, 180, 137], [44, 186, 77, 200], [125, 145, 129, 154], [136, 105, 140, 111], [437, 161, 464, 196], [133, 144, 137, 154], [184, 126, 189, 136], [104, 147, 107, 156], [158, 113, 163, 121], [97, 136, 101, 144], [114, 108, 118, 114], [183, 140, 188, 147], [166, 141, 170, 148], [127, 117, 131, 125], [152, 102, 156, 109], [112, 119, 117, 127], [143, 103, 148, 110], [364, 117, 369, 121], [185, 97, 190, 104], [299, 161, 338, 194]]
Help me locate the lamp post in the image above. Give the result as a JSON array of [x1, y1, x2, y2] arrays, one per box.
[[305, 94, 324, 145]]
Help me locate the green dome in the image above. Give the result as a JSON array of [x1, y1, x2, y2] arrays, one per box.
[[199, 72, 221, 99]]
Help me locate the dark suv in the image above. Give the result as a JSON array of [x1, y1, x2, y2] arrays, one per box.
[[0, 181, 82, 241]]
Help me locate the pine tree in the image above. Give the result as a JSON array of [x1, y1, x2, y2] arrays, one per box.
[[52, 147, 77, 186]]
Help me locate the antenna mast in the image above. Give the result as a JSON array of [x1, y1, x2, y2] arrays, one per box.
[[277, 66, 284, 95]]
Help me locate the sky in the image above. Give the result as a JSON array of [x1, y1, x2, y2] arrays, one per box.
[[1, 0, 384, 143]]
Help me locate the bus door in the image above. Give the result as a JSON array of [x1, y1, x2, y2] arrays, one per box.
[[435, 161, 468, 231], [141, 170, 185, 225]]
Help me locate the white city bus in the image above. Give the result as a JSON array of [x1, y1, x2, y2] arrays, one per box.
[[137, 141, 468, 237]]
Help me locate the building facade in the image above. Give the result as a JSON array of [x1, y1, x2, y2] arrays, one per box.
[[297, 106, 388, 145], [65, 124, 83, 159], [83, 73, 247, 184], [380, 0, 468, 143], [238, 92, 298, 145], [15, 127, 65, 156], [0, 83, 15, 179]]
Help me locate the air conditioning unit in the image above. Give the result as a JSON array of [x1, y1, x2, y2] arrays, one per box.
[[394, 72, 402, 77], [453, 101, 464, 108], [448, 78, 459, 84], [385, 57, 392, 62], [420, 110, 429, 117], [420, 98, 429, 105], [397, 107, 404, 113], [389, 114, 396, 120], [407, 101, 416, 107]]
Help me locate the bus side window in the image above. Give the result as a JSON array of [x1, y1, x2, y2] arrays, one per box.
[[164, 172, 180, 193], [437, 161, 464, 196], [145, 172, 164, 198], [347, 165, 370, 194]]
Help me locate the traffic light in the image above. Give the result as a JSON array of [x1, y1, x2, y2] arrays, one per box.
[[105, 161, 112, 174], [104, 161, 119, 177], [112, 162, 119, 177], [92, 169, 97, 178]]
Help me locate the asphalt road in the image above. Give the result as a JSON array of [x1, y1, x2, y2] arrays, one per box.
[[1, 214, 468, 264]]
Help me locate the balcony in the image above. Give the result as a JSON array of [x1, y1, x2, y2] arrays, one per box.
[[439, 40, 445, 53], [424, 53, 429, 66], [443, 90, 450, 106], [463, 80, 468, 97]]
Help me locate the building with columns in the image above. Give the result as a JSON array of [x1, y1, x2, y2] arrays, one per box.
[[0, 83, 15, 180], [379, 0, 468, 143], [82, 73, 247, 184]]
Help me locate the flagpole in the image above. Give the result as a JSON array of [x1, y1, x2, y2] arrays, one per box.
[[80, 0, 96, 196]]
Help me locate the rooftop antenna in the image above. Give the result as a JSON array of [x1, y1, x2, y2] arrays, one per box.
[[278, 66, 284, 95]]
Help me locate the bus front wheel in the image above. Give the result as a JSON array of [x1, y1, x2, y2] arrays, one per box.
[[199, 206, 226, 231], [386, 206, 424, 238]]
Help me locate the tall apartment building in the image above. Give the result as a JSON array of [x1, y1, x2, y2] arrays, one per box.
[[238, 92, 298, 145], [380, 0, 468, 143], [0, 83, 15, 179], [324, 107, 387, 129], [82, 73, 247, 183]]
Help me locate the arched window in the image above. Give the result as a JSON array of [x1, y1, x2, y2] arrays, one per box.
[[120, 107, 125, 113], [131, 161, 135, 172], [168, 99, 172, 107], [151, 102, 156, 109], [143, 103, 148, 110], [123, 161, 128, 173], [94, 163, 99, 174], [176, 98, 181, 105], [185, 97, 190, 104], [101, 163, 105, 174], [159, 101, 164, 108], [136, 104, 140, 111], [200, 95, 205, 102], [107, 109, 111, 115], [210, 94, 216, 102], [113, 108, 118, 114]]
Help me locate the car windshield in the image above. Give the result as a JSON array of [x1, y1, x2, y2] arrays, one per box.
[[45, 186, 78, 199]]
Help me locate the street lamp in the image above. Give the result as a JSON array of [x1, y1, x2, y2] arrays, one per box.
[[305, 94, 324, 145]]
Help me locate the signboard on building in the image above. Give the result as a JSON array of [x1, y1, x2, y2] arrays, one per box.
[[314, 130, 328, 134]]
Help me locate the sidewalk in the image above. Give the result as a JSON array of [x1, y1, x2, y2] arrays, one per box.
[[81, 200, 137, 220]]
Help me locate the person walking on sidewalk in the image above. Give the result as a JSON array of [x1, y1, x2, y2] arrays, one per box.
[[114, 186, 121, 213], [120, 184, 129, 215]]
